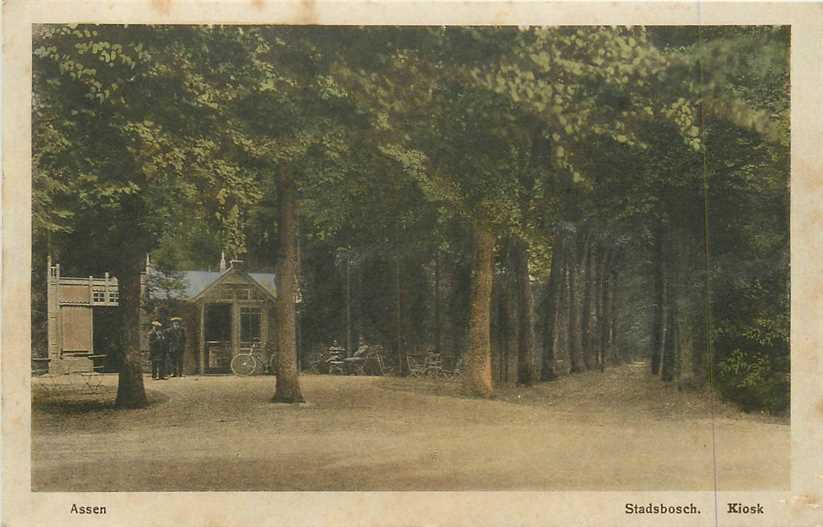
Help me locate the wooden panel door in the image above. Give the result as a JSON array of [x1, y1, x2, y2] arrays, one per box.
[[61, 306, 93, 353]]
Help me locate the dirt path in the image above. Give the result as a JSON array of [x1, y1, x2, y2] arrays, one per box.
[[31, 362, 789, 491]]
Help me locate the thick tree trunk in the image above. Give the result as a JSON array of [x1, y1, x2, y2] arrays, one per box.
[[114, 257, 149, 409], [513, 239, 536, 385], [541, 232, 564, 380], [463, 223, 495, 398], [272, 176, 305, 403]]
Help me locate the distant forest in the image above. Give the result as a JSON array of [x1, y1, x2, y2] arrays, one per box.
[[32, 26, 789, 412]]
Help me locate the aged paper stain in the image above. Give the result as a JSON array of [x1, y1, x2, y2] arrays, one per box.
[[152, 0, 172, 16], [294, 0, 318, 25]]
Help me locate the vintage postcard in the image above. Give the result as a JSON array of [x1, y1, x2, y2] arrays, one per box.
[[2, 1, 821, 526]]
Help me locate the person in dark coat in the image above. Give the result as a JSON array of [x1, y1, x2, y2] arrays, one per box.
[[166, 317, 186, 377], [149, 321, 167, 380]]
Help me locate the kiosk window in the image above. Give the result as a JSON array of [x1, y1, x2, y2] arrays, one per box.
[[240, 308, 261, 342]]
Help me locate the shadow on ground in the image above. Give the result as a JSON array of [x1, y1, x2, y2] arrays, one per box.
[[33, 386, 170, 415]]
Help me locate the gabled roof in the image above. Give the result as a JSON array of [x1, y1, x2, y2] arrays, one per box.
[[146, 267, 276, 301], [179, 270, 227, 298]]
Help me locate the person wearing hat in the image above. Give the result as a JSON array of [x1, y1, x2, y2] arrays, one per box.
[[166, 316, 187, 378], [149, 320, 167, 380]]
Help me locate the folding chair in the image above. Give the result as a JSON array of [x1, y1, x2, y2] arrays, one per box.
[[368, 346, 388, 375], [424, 352, 445, 377], [79, 356, 106, 394], [407, 355, 427, 377], [445, 356, 464, 378], [79, 371, 104, 393]]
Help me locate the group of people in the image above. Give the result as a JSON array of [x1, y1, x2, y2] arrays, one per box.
[[147, 317, 187, 380]]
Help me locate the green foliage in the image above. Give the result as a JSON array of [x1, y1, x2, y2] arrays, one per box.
[[718, 348, 789, 415]]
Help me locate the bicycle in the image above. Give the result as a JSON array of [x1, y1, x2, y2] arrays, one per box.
[[230, 343, 268, 376]]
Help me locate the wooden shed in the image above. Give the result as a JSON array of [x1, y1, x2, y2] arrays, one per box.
[[141, 259, 278, 375], [45, 260, 119, 374]]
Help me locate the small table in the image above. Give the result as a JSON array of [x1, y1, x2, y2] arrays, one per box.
[[342, 357, 367, 375]]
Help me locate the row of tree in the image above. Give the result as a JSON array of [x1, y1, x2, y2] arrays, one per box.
[[32, 25, 789, 412]]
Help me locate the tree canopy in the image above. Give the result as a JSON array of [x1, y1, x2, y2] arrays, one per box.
[[33, 25, 789, 412]]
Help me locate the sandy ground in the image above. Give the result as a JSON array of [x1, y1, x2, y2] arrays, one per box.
[[31, 362, 789, 491]]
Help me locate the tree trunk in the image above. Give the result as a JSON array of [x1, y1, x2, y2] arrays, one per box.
[[114, 257, 149, 409], [660, 228, 676, 384], [491, 264, 516, 385], [353, 256, 363, 354], [581, 240, 596, 369], [691, 216, 708, 387], [612, 266, 627, 363], [593, 246, 608, 371], [395, 253, 408, 376], [541, 232, 564, 380], [503, 242, 518, 384], [491, 277, 503, 383], [650, 221, 666, 375], [674, 228, 701, 388], [345, 254, 352, 356], [557, 242, 571, 374], [661, 296, 676, 382], [272, 175, 305, 403], [434, 250, 441, 356], [606, 264, 619, 365], [567, 238, 584, 373], [463, 223, 495, 398], [513, 239, 536, 385], [600, 248, 614, 366], [691, 297, 707, 386]]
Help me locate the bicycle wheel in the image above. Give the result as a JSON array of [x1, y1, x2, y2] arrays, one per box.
[[231, 354, 257, 376]]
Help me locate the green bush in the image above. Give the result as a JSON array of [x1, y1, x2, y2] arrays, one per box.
[[717, 348, 789, 414]]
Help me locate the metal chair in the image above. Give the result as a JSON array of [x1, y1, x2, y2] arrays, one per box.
[[407, 355, 427, 377], [424, 352, 444, 377]]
